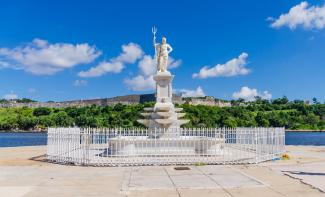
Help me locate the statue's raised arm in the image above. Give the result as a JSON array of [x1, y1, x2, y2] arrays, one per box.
[[167, 44, 173, 54]]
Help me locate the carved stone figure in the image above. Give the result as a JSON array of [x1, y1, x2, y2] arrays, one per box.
[[152, 27, 173, 72]]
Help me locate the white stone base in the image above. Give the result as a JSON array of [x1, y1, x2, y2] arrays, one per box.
[[106, 136, 224, 156]]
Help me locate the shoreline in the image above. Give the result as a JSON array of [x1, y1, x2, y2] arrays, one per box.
[[0, 130, 47, 133], [1, 129, 324, 133], [285, 130, 325, 132]]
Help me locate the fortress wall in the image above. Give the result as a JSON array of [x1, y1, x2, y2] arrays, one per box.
[[0, 94, 230, 108]]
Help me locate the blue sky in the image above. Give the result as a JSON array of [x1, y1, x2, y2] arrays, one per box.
[[0, 0, 324, 102]]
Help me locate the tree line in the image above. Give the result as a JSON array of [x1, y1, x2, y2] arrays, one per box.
[[0, 97, 324, 131]]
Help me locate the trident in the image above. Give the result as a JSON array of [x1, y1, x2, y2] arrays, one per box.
[[152, 26, 158, 57], [152, 26, 157, 39]]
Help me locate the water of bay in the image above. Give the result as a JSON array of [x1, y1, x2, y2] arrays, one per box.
[[285, 131, 325, 146], [0, 131, 324, 147], [0, 132, 47, 147]]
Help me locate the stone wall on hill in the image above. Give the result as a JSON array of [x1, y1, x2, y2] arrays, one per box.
[[0, 94, 184, 108], [0, 94, 232, 108]]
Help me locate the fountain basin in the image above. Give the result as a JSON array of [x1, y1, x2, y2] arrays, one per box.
[[107, 136, 224, 156]]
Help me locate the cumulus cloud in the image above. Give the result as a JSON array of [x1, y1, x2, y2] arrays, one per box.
[[3, 93, 18, 100], [78, 43, 143, 78], [124, 54, 182, 91], [168, 57, 182, 69], [115, 43, 144, 63], [232, 86, 272, 101], [179, 86, 206, 97], [269, 1, 325, 30], [0, 60, 9, 68], [124, 55, 156, 91], [124, 75, 156, 91], [0, 38, 100, 75], [138, 55, 156, 76], [73, 79, 88, 87], [78, 61, 124, 77], [193, 53, 250, 79]]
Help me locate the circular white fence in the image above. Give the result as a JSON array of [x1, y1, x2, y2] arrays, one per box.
[[47, 127, 285, 166]]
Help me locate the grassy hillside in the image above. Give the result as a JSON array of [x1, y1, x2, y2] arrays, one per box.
[[0, 97, 324, 131]]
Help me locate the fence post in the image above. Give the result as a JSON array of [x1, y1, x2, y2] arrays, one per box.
[[255, 128, 258, 164]]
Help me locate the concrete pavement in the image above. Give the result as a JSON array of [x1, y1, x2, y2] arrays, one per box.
[[0, 145, 325, 196]]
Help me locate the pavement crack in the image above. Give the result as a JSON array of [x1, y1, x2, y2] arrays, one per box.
[[283, 173, 325, 194], [195, 166, 234, 197], [231, 166, 287, 197], [163, 167, 181, 197], [121, 167, 133, 193]]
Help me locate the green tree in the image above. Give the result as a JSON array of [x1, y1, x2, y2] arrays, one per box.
[[304, 113, 319, 128], [272, 96, 289, 105], [38, 115, 54, 128], [33, 107, 52, 116], [17, 115, 37, 130], [16, 98, 36, 103], [312, 97, 319, 104], [51, 111, 74, 127], [255, 112, 269, 127], [0, 115, 18, 130], [222, 117, 237, 128]]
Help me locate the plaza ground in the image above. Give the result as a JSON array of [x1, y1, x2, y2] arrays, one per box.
[[0, 146, 325, 197]]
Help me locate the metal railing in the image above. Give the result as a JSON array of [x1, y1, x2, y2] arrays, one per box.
[[47, 127, 285, 166]]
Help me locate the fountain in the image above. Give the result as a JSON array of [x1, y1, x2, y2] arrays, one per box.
[[46, 28, 286, 166], [137, 27, 189, 135]]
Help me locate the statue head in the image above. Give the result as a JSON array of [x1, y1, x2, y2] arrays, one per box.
[[162, 37, 166, 44]]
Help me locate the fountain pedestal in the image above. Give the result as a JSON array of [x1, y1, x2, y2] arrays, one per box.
[[137, 71, 189, 136]]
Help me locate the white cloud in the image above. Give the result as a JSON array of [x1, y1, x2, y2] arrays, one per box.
[[179, 86, 206, 97], [78, 61, 124, 77], [3, 93, 18, 100], [124, 75, 155, 91], [232, 86, 272, 101], [124, 54, 182, 91], [33, 38, 49, 48], [193, 53, 250, 79], [73, 79, 88, 87], [0, 38, 100, 75], [138, 55, 156, 76], [269, 2, 325, 30], [78, 43, 143, 78], [115, 43, 144, 63], [168, 57, 182, 69], [124, 55, 156, 91], [0, 60, 9, 68]]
